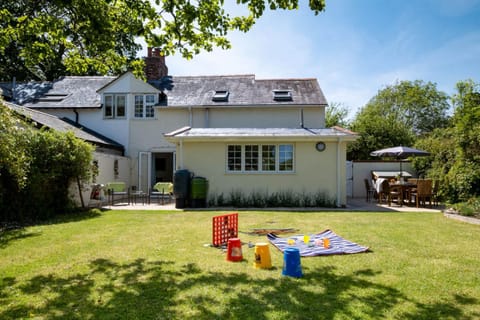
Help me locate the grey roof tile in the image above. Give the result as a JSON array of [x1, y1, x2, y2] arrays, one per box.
[[4, 101, 124, 151], [22, 76, 116, 109], [0, 81, 53, 104], [4, 74, 327, 109], [150, 75, 327, 107]]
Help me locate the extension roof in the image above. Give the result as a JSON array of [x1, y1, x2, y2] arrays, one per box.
[[164, 126, 358, 141], [3, 101, 124, 153]]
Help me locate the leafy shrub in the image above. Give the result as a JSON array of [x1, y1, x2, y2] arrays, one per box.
[[1, 103, 94, 223], [207, 189, 336, 208], [450, 197, 480, 217]]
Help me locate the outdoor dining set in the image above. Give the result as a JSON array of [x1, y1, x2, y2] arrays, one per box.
[[365, 173, 438, 208], [363, 145, 438, 208], [90, 181, 174, 206]]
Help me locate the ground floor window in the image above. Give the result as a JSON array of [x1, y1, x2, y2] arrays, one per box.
[[227, 144, 294, 173]]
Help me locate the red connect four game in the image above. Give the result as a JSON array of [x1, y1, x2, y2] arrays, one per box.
[[212, 213, 238, 247]]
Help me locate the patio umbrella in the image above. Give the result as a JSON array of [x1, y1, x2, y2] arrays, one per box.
[[370, 146, 430, 176]]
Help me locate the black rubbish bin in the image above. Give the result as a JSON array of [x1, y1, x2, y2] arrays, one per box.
[[174, 169, 191, 208]]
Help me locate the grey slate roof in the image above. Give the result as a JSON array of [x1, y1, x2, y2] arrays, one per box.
[[165, 126, 357, 141], [150, 75, 327, 107], [3, 74, 327, 109], [21, 76, 116, 109], [0, 81, 53, 105], [4, 101, 124, 152]]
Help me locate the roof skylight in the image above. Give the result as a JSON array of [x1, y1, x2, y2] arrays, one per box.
[[212, 90, 229, 102], [273, 90, 293, 101], [36, 93, 69, 102]]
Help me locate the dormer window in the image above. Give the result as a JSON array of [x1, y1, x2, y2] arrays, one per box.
[[212, 90, 229, 102], [104, 94, 126, 119], [273, 90, 293, 101]]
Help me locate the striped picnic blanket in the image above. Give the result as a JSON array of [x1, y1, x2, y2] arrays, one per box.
[[267, 229, 369, 257]]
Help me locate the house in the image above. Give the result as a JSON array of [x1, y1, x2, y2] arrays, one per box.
[[2, 48, 358, 207]]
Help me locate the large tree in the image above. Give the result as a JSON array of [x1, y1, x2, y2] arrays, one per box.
[[348, 80, 450, 160], [325, 102, 350, 128], [0, 0, 325, 81], [446, 80, 480, 201], [411, 79, 480, 202]]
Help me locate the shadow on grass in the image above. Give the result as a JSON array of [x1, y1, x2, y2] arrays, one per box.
[[1, 258, 478, 319], [41, 208, 103, 226], [0, 209, 102, 248], [0, 229, 42, 249]]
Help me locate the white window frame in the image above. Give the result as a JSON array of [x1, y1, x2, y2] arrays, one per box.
[[226, 144, 294, 173], [104, 95, 114, 118], [134, 94, 156, 119], [103, 94, 127, 119]]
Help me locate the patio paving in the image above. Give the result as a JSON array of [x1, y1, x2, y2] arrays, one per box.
[[100, 197, 443, 213]]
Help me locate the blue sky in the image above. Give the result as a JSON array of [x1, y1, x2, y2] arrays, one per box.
[[141, 0, 480, 118]]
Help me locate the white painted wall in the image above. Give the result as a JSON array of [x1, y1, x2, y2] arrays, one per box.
[[351, 161, 415, 199], [69, 152, 131, 207], [199, 107, 324, 128]]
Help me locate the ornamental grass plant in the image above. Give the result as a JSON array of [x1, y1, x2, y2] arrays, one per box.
[[1, 209, 479, 319]]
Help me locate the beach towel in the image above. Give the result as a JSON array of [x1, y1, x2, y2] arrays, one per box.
[[267, 229, 369, 257]]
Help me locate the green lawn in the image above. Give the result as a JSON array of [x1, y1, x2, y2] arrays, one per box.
[[1, 209, 479, 319]]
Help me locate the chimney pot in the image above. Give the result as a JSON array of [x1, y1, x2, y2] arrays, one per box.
[[144, 47, 168, 80]]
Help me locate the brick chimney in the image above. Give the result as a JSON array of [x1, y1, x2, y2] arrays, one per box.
[[144, 47, 168, 80]]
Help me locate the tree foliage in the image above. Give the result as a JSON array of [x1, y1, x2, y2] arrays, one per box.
[[325, 102, 350, 128], [348, 102, 415, 160], [412, 79, 480, 202], [446, 80, 480, 201], [348, 80, 450, 160], [0, 100, 94, 223], [0, 102, 31, 189], [0, 0, 325, 81]]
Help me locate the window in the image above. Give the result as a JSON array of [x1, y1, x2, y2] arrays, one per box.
[[104, 95, 113, 118], [134, 95, 143, 118], [227, 144, 294, 173], [273, 90, 293, 101], [146, 95, 155, 117], [116, 95, 126, 117], [262, 145, 276, 171], [135, 94, 156, 118], [212, 90, 229, 102], [245, 145, 259, 171], [279, 144, 294, 171], [227, 145, 242, 171], [103, 94, 127, 119]]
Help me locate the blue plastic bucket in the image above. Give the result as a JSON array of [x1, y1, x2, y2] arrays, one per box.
[[282, 247, 302, 277]]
